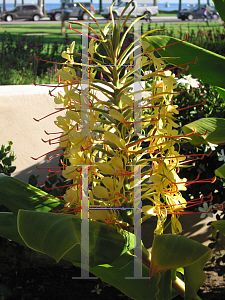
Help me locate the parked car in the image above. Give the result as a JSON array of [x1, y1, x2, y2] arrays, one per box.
[[47, 2, 95, 21], [177, 4, 219, 21], [1, 4, 44, 22], [101, 0, 158, 20]]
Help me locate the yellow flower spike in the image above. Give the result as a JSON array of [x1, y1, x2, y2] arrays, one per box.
[[48, 2, 194, 236]]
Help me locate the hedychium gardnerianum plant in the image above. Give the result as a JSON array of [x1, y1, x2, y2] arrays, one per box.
[[51, 2, 214, 234], [0, 1, 219, 299]]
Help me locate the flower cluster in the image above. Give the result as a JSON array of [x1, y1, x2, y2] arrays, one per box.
[[37, 5, 214, 235]]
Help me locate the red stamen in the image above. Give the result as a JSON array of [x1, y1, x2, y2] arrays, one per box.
[[35, 54, 65, 65], [33, 107, 67, 122], [69, 24, 100, 41], [146, 35, 188, 53], [31, 148, 66, 160], [159, 57, 197, 73], [44, 130, 64, 135], [44, 181, 81, 191], [178, 99, 206, 111]]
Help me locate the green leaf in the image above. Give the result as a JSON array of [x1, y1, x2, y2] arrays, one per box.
[[17, 210, 126, 267], [2, 157, 11, 167], [216, 87, 225, 100], [212, 220, 225, 236], [150, 234, 211, 276], [183, 118, 225, 145], [150, 235, 211, 299], [81, 254, 175, 300], [144, 36, 225, 89], [215, 163, 225, 178], [213, 0, 225, 22], [184, 251, 210, 299], [0, 212, 26, 246], [0, 175, 64, 216]]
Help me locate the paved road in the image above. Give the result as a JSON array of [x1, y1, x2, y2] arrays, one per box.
[[0, 16, 210, 25]]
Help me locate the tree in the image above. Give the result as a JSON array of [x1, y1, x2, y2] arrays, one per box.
[[154, 0, 157, 6], [179, 0, 182, 11], [3, 0, 6, 11], [14, 0, 17, 7]]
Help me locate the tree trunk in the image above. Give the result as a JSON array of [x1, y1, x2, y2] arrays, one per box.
[[42, 0, 46, 15], [153, 0, 157, 6], [198, 0, 201, 5], [3, 0, 6, 11], [37, 0, 41, 8], [99, 0, 102, 13], [14, 0, 17, 8], [179, 0, 182, 11], [22, 0, 24, 5]]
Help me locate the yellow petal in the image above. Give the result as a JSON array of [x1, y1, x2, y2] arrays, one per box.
[[110, 157, 123, 170], [62, 166, 80, 180], [102, 177, 114, 190], [93, 186, 109, 199], [54, 70, 73, 81], [104, 132, 125, 149], [97, 164, 115, 175], [66, 110, 80, 123], [109, 109, 125, 122], [121, 94, 133, 107]]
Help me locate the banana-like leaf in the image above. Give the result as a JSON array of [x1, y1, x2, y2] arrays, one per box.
[[213, 0, 225, 22], [150, 235, 211, 299], [74, 254, 176, 300], [216, 87, 225, 100], [144, 36, 225, 89], [215, 163, 225, 178], [212, 220, 225, 238], [183, 118, 225, 145], [0, 212, 26, 246], [0, 175, 64, 216], [17, 210, 132, 267]]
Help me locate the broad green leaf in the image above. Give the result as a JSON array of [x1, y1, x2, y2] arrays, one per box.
[[17, 210, 127, 267], [215, 163, 225, 178], [0, 175, 64, 216], [183, 118, 225, 145], [0, 212, 26, 246], [213, 0, 225, 22], [184, 251, 210, 299], [74, 254, 177, 300], [216, 87, 225, 100], [144, 36, 225, 89], [212, 220, 225, 237], [150, 234, 211, 277]]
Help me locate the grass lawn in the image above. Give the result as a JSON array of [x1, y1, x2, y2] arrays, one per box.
[[0, 21, 223, 45]]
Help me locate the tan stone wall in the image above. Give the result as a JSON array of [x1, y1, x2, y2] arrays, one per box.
[[0, 85, 59, 183]]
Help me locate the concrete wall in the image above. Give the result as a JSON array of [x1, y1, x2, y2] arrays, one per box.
[[0, 85, 60, 184]]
